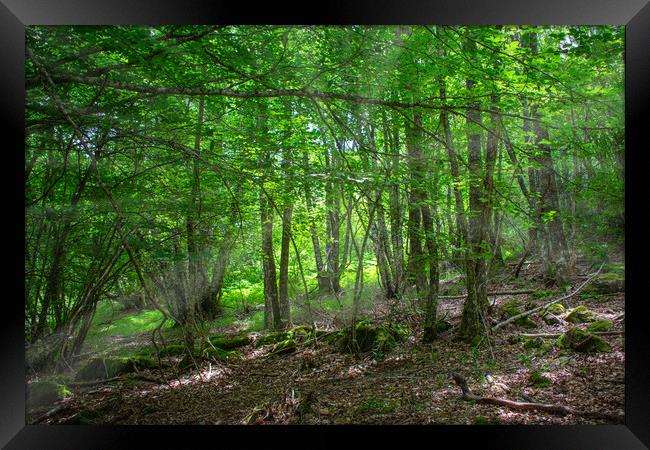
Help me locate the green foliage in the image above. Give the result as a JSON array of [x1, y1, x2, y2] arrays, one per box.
[[528, 369, 552, 388], [358, 398, 400, 414], [474, 415, 503, 425]]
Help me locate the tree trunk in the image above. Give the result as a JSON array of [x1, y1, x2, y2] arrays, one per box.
[[459, 37, 489, 341]]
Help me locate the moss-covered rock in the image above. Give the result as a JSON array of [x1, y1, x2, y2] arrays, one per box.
[[565, 305, 597, 324], [540, 303, 565, 325], [27, 381, 71, 409], [557, 327, 611, 353], [75, 356, 158, 381], [501, 300, 537, 328], [587, 319, 613, 333], [208, 334, 251, 350], [591, 271, 625, 294], [337, 321, 408, 354], [523, 336, 544, 349], [256, 331, 291, 346]]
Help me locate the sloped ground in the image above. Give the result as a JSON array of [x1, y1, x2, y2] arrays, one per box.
[[27, 261, 624, 425]]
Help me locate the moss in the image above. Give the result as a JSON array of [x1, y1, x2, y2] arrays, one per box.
[[75, 356, 159, 381], [540, 303, 565, 325], [271, 338, 297, 355], [27, 381, 71, 408], [199, 346, 237, 362], [529, 290, 556, 301], [338, 321, 408, 354], [208, 334, 251, 350], [565, 305, 597, 324], [158, 344, 188, 357], [542, 303, 565, 316], [587, 319, 613, 332], [586, 271, 624, 295], [474, 415, 503, 425], [529, 369, 552, 388], [523, 337, 544, 349], [256, 331, 291, 346], [501, 300, 537, 328], [558, 327, 611, 353]]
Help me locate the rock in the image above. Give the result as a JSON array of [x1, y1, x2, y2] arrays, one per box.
[[557, 327, 611, 353], [256, 331, 291, 346], [587, 319, 613, 332], [523, 337, 544, 349], [208, 334, 251, 350], [337, 321, 408, 354], [591, 272, 625, 294], [540, 303, 565, 325], [565, 305, 597, 324], [75, 356, 158, 381], [27, 381, 71, 409], [501, 300, 537, 328]]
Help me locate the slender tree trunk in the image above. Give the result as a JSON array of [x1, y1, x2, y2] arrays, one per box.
[[459, 37, 489, 341]]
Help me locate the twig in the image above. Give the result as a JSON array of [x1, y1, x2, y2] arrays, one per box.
[[492, 262, 605, 332]]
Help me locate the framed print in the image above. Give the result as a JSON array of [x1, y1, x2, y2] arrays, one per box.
[[1, 0, 648, 448]]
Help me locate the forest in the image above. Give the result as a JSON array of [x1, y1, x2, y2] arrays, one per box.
[[25, 25, 625, 425]]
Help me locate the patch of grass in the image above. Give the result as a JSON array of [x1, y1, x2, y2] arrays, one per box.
[[529, 290, 556, 301], [358, 398, 399, 414], [474, 415, 503, 425], [529, 369, 552, 388]]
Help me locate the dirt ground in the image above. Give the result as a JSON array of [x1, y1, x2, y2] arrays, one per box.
[[28, 261, 624, 425]]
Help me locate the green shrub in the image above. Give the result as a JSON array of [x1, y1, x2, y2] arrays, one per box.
[[528, 369, 552, 388]]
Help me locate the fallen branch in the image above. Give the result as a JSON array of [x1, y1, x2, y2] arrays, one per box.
[[492, 262, 605, 332], [451, 372, 623, 422], [451, 372, 572, 415]]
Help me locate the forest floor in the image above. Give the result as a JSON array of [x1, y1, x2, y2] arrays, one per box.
[[27, 259, 625, 425]]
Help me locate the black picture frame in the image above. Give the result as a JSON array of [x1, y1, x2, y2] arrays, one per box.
[[1, 1, 648, 448]]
